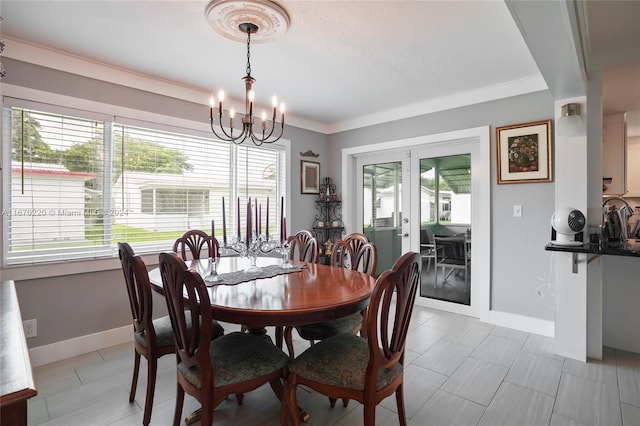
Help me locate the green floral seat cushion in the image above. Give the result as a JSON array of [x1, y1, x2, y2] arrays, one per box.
[[177, 332, 289, 389], [289, 333, 402, 391], [296, 313, 363, 341], [134, 315, 224, 348]]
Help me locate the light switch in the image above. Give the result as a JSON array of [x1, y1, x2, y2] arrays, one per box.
[[513, 204, 523, 217]]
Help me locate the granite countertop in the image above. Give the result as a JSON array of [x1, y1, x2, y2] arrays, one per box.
[[545, 239, 640, 258]]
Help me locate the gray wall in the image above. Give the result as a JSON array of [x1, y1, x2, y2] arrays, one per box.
[[328, 92, 557, 320]]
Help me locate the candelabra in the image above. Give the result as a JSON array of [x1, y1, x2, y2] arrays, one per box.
[[222, 234, 289, 272]]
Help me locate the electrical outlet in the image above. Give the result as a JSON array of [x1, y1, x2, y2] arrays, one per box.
[[23, 319, 37, 338], [513, 204, 523, 218]]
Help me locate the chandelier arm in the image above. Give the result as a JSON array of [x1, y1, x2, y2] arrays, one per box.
[[210, 119, 249, 143], [249, 118, 284, 144]]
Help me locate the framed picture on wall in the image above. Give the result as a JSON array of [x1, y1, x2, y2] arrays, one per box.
[[300, 160, 320, 194], [496, 119, 553, 184]]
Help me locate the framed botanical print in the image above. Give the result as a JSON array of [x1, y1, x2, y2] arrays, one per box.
[[496, 120, 552, 184], [300, 160, 320, 194]]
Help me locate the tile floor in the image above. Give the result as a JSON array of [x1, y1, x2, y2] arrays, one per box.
[[28, 307, 640, 426]]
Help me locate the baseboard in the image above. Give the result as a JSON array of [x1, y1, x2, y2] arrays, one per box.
[[488, 310, 555, 337], [29, 325, 131, 367]]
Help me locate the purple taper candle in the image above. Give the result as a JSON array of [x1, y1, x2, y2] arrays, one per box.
[[255, 199, 258, 236], [237, 197, 241, 240], [222, 197, 227, 245], [211, 220, 215, 240], [266, 197, 269, 240], [246, 199, 251, 246], [280, 196, 284, 242]]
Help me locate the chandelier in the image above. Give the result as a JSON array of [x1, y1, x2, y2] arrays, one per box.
[[205, 0, 290, 146]]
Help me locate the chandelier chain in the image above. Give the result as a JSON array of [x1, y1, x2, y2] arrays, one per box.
[[246, 29, 252, 77]]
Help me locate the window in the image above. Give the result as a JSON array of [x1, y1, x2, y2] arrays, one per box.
[[2, 103, 287, 265]]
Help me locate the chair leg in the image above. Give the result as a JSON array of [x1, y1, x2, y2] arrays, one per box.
[[200, 395, 214, 426], [284, 326, 296, 358], [363, 402, 376, 426], [283, 375, 301, 426], [275, 325, 284, 350], [173, 384, 184, 426], [129, 351, 141, 402], [235, 393, 244, 405], [395, 385, 407, 426], [142, 357, 157, 425]]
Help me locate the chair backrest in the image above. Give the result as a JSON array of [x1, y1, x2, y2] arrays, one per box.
[[434, 236, 466, 261], [173, 229, 220, 261], [331, 240, 377, 276], [288, 230, 319, 263], [364, 252, 421, 383], [420, 228, 432, 245], [344, 233, 370, 258], [159, 252, 213, 373], [118, 242, 156, 343]]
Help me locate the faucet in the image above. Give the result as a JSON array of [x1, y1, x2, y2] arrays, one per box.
[[603, 197, 634, 240], [603, 196, 634, 215]]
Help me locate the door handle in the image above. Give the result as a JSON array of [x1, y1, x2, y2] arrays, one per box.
[[396, 233, 409, 237]]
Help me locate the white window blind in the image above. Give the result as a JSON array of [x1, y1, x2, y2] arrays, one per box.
[[3, 103, 287, 266]]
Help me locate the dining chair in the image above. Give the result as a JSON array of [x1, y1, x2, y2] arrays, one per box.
[[434, 236, 470, 291], [283, 240, 377, 359], [287, 229, 319, 263], [159, 252, 289, 426], [173, 229, 220, 261], [119, 242, 174, 426], [281, 251, 422, 426], [419, 228, 439, 271]]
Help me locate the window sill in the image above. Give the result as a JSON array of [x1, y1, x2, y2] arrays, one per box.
[[1, 253, 161, 282]]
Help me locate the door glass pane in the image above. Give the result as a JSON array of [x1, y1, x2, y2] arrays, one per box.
[[420, 154, 471, 305], [362, 161, 402, 273]]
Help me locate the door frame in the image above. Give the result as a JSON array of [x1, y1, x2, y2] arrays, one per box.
[[341, 126, 490, 321]]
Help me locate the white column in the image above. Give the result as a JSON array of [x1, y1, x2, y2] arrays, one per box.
[[553, 96, 590, 361]]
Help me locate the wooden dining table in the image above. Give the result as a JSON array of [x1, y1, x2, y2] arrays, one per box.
[[147, 256, 376, 331]]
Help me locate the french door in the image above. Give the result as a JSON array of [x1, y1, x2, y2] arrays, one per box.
[[346, 129, 490, 318]]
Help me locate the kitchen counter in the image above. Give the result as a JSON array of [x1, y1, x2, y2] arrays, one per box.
[[545, 239, 640, 257]]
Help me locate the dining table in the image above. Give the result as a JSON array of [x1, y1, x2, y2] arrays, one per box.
[[147, 255, 377, 424], [147, 255, 376, 331]]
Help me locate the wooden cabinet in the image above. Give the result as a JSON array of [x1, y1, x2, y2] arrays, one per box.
[[603, 113, 627, 195], [626, 138, 640, 197]]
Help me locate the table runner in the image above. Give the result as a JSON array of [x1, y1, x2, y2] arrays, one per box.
[[205, 263, 306, 286]]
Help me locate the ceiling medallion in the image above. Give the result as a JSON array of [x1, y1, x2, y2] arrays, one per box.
[[205, 0, 290, 43]]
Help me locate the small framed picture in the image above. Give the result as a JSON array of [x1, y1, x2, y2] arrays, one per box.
[[300, 160, 320, 194], [496, 120, 552, 184]]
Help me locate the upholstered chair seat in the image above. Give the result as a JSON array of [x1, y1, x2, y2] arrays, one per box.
[[177, 332, 289, 389], [134, 315, 224, 349], [289, 333, 402, 391]]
